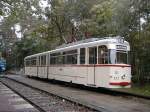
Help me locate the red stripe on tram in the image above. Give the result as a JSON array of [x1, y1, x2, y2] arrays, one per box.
[[109, 82, 131, 86]]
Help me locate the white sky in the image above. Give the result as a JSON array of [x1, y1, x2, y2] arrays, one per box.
[[15, 0, 50, 38], [0, 16, 4, 22], [14, 24, 22, 38], [0, 0, 49, 38], [39, 0, 50, 10], [140, 18, 146, 25]]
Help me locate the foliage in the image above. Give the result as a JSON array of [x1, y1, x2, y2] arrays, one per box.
[[0, 0, 150, 84], [10, 37, 50, 67], [118, 83, 150, 96]]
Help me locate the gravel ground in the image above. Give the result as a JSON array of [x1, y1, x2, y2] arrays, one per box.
[[0, 81, 40, 112], [0, 78, 97, 112]]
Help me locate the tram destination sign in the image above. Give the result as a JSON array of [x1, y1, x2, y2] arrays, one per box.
[[116, 45, 127, 50]]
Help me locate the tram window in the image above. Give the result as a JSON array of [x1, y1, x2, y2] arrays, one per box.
[[71, 54, 77, 64], [80, 48, 85, 64], [116, 51, 127, 64], [67, 55, 72, 64], [98, 46, 108, 64], [50, 56, 56, 64], [50, 53, 56, 64], [128, 52, 130, 64], [37, 56, 40, 65], [109, 49, 116, 64], [63, 50, 77, 64], [50, 51, 77, 64], [89, 47, 97, 64], [63, 52, 67, 64], [41, 55, 46, 65], [57, 56, 63, 64], [67, 50, 77, 64], [25, 60, 31, 66], [50, 53, 61, 64], [31, 57, 36, 66]]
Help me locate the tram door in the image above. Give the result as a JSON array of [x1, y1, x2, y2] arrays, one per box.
[[87, 47, 97, 86], [38, 55, 47, 78]]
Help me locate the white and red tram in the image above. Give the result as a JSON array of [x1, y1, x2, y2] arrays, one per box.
[[24, 36, 131, 88]]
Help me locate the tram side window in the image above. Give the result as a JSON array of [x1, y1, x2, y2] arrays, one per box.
[[25, 57, 36, 66], [80, 48, 85, 64], [50, 54, 56, 64], [31, 57, 36, 66], [50, 50, 77, 64], [57, 55, 63, 64], [25, 59, 31, 66], [62, 52, 66, 64], [41, 55, 46, 65], [109, 49, 116, 64], [63, 50, 77, 64], [68, 50, 77, 64], [89, 47, 97, 64], [37, 56, 40, 65], [50, 53, 60, 64], [98, 46, 108, 64]]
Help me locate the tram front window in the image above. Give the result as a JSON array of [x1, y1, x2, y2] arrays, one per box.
[[116, 51, 128, 64], [109, 50, 128, 64]]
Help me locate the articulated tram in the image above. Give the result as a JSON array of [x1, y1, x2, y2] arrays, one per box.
[[24, 36, 131, 88]]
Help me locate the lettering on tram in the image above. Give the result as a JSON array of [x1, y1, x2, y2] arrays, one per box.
[[24, 36, 131, 88], [116, 45, 127, 50]]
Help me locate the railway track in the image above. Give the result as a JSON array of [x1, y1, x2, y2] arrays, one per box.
[[1, 74, 150, 112], [22, 75, 150, 100], [0, 77, 98, 112], [7, 72, 150, 100], [0, 81, 40, 112]]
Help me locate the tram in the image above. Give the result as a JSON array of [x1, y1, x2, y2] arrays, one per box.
[[24, 36, 131, 88]]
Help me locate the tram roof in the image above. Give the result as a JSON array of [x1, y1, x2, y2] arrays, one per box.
[[25, 36, 129, 59]]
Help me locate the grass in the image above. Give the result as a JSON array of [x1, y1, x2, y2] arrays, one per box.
[[116, 84, 150, 96]]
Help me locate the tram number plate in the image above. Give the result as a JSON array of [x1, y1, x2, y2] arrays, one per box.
[[116, 45, 127, 50]]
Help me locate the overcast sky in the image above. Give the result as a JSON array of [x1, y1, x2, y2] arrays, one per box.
[[0, 0, 49, 38]]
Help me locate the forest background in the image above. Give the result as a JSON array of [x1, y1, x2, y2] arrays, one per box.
[[0, 0, 150, 85]]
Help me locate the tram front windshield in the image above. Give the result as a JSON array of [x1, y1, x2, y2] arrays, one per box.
[[109, 50, 129, 64]]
